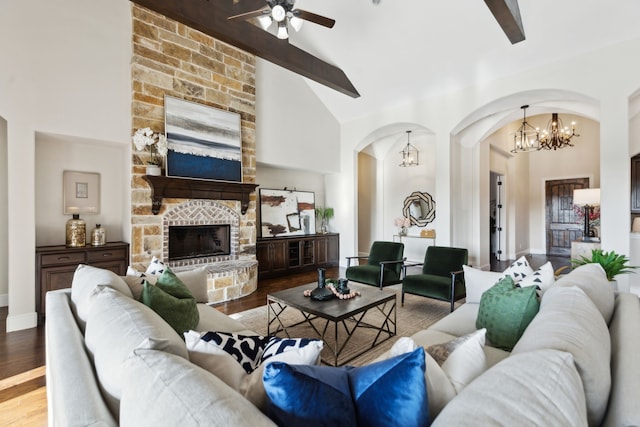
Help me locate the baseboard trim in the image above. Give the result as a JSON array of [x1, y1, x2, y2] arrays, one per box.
[[0, 293, 7, 307], [6, 311, 37, 332]]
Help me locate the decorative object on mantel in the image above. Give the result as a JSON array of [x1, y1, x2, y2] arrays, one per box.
[[538, 112, 579, 151], [142, 175, 258, 215], [573, 188, 600, 242], [132, 127, 168, 176], [511, 105, 540, 153], [399, 130, 419, 167], [165, 96, 243, 183], [394, 217, 410, 236], [315, 206, 334, 234]]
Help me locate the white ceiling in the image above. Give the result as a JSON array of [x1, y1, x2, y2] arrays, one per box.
[[275, 0, 640, 123]]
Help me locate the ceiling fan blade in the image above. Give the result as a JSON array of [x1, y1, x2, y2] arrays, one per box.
[[295, 9, 335, 28], [228, 7, 269, 22]]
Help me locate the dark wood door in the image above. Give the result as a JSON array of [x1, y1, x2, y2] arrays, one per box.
[[546, 178, 589, 256]]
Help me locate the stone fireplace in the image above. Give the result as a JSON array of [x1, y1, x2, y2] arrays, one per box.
[[130, 5, 258, 304], [161, 200, 257, 303]]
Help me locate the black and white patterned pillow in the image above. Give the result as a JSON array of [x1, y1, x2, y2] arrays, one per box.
[[145, 256, 166, 276], [261, 337, 324, 364], [501, 256, 534, 283], [199, 331, 270, 374]]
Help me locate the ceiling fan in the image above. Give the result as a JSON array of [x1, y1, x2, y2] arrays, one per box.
[[228, 0, 335, 40]]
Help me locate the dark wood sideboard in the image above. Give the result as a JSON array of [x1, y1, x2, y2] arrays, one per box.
[[256, 233, 339, 279], [35, 241, 130, 324]]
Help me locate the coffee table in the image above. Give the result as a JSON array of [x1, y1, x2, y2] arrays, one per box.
[[267, 282, 396, 366]]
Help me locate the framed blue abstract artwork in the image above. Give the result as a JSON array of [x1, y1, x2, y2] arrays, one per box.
[[164, 96, 242, 182]]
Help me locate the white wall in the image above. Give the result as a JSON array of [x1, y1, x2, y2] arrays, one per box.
[[0, 116, 7, 306], [256, 59, 340, 174], [35, 133, 129, 246], [0, 0, 132, 331]]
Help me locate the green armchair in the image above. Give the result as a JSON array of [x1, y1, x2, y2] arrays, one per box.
[[402, 246, 468, 312], [345, 241, 405, 289]]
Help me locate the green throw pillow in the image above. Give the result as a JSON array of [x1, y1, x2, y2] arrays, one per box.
[[475, 276, 539, 351], [140, 267, 199, 336]]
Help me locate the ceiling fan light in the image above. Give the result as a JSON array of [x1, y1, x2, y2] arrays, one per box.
[[290, 16, 303, 32], [272, 5, 286, 22], [277, 23, 289, 39], [257, 14, 273, 30]]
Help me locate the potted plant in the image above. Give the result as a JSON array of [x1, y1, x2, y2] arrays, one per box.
[[132, 127, 168, 175], [571, 249, 638, 281], [315, 207, 334, 234]]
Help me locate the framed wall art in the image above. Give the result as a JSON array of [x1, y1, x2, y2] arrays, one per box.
[[164, 95, 242, 182], [259, 189, 316, 237], [63, 170, 100, 214]]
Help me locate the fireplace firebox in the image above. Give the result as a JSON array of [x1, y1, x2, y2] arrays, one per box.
[[168, 225, 231, 261]]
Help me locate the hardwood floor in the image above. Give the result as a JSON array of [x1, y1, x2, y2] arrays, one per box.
[[0, 256, 568, 424]]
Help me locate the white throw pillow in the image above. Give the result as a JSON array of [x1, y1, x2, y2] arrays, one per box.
[[463, 265, 503, 304], [501, 256, 534, 282], [126, 265, 209, 303], [425, 328, 487, 393], [71, 264, 133, 331], [554, 263, 614, 324], [145, 255, 166, 275], [519, 261, 555, 292]]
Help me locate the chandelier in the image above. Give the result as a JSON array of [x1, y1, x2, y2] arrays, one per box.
[[511, 105, 540, 153], [538, 113, 579, 150], [399, 130, 419, 167]]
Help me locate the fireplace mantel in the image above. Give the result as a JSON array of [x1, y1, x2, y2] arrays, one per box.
[[142, 175, 258, 215]]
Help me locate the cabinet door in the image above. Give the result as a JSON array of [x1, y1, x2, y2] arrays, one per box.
[[327, 234, 340, 264], [270, 241, 288, 273], [301, 239, 315, 266], [315, 237, 328, 265], [39, 265, 78, 322]]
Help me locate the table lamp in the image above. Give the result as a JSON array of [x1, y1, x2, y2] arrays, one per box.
[[573, 188, 600, 242]]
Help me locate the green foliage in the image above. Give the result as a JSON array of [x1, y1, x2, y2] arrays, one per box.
[[571, 249, 638, 281], [315, 207, 334, 220]]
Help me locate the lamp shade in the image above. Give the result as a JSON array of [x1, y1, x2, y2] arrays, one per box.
[[573, 188, 600, 206]]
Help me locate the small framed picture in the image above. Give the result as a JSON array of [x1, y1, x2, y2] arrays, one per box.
[[63, 171, 100, 214]]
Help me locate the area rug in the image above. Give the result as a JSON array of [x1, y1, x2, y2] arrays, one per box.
[[228, 285, 453, 366]]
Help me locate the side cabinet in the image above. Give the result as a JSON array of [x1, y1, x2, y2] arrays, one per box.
[[35, 241, 130, 324], [257, 233, 339, 279]]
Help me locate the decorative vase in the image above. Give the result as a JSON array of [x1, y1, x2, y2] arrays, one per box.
[[146, 164, 161, 176], [66, 214, 86, 248], [90, 224, 106, 246], [399, 226, 407, 236]]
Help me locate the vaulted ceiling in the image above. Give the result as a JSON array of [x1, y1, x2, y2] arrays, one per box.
[[134, 0, 640, 123]]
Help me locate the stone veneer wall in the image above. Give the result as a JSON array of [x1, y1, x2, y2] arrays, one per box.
[[129, 4, 257, 268]]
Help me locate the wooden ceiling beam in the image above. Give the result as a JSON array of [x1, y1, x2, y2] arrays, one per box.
[[131, 0, 360, 98], [484, 0, 526, 44]]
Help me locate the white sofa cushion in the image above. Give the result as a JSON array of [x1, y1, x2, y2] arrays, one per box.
[[554, 263, 614, 324], [120, 348, 277, 427], [195, 303, 249, 333], [512, 285, 610, 426], [125, 265, 209, 303], [432, 349, 588, 427], [462, 265, 503, 304], [85, 286, 188, 417], [71, 264, 133, 331]]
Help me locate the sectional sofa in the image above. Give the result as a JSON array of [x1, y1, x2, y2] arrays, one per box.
[[46, 262, 640, 426]]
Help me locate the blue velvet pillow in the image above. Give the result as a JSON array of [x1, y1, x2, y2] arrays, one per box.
[[263, 347, 429, 427]]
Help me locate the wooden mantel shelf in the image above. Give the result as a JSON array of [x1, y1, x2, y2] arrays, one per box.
[[142, 175, 258, 215]]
